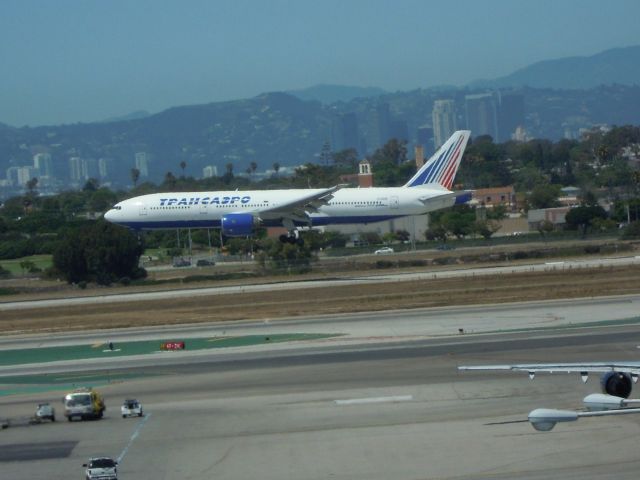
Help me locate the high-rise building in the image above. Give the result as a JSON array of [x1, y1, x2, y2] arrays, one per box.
[[33, 153, 53, 177], [135, 152, 149, 177], [84, 158, 99, 180], [331, 112, 360, 152], [465, 93, 498, 140], [497, 92, 525, 142], [432, 99, 457, 149], [202, 165, 218, 178], [416, 125, 434, 154], [98, 158, 110, 179], [6, 167, 20, 186], [376, 102, 391, 147], [389, 119, 409, 143], [69, 157, 82, 182]]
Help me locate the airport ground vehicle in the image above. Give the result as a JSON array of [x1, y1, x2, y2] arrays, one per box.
[[121, 399, 143, 418], [374, 247, 394, 255], [35, 403, 55, 422], [83, 457, 118, 480], [63, 388, 105, 421]]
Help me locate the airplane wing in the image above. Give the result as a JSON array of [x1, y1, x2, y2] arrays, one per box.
[[258, 185, 343, 225], [458, 362, 640, 379]]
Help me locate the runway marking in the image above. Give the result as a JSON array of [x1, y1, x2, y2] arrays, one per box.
[[334, 395, 413, 405], [117, 413, 151, 464]]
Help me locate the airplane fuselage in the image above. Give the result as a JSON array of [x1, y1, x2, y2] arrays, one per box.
[[105, 186, 460, 230]]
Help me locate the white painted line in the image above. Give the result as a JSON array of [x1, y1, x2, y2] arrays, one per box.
[[334, 395, 413, 405], [117, 412, 151, 464], [545, 262, 565, 265]]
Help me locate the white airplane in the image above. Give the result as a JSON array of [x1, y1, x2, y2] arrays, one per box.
[[458, 360, 640, 431], [105, 130, 471, 243]]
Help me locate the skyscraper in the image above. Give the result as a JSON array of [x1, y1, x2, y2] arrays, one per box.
[[202, 165, 218, 178], [331, 112, 360, 152], [135, 152, 149, 177], [376, 102, 391, 147], [497, 92, 525, 142], [432, 99, 457, 149], [69, 157, 82, 182], [416, 125, 434, 153], [33, 153, 52, 177], [465, 93, 498, 140], [98, 158, 110, 179]]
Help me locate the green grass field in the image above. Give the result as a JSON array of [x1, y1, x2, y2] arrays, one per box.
[[0, 254, 52, 275]]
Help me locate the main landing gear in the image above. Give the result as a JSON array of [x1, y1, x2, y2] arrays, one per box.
[[279, 233, 304, 246]]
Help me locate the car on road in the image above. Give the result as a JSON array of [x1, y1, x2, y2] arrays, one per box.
[[196, 259, 215, 267], [374, 247, 394, 255], [121, 399, 143, 418], [35, 403, 55, 422], [173, 258, 191, 267], [83, 457, 118, 480]]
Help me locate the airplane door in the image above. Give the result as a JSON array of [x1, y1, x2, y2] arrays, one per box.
[[390, 196, 399, 209], [138, 204, 147, 216], [200, 202, 208, 215]]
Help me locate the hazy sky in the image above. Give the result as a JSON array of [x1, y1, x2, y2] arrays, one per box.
[[2, 0, 639, 127]]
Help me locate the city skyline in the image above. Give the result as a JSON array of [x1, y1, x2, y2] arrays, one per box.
[[1, 0, 639, 127]]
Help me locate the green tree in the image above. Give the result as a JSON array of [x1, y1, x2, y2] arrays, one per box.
[[537, 219, 555, 241], [19, 260, 36, 274], [332, 148, 359, 168], [565, 205, 607, 237], [621, 221, 640, 239], [163, 171, 177, 189], [130, 168, 140, 187], [88, 188, 118, 212], [25, 177, 39, 194], [528, 184, 561, 209], [53, 220, 145, 284], [473, 219, 501, 239], [440, 205, 476, 239]]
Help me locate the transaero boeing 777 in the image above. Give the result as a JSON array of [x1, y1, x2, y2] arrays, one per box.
[[105, 130, 471, 243]]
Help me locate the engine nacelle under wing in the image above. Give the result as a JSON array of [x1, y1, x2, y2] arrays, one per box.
[[601, 372, 633, 398], [221, 213, 257, 237]]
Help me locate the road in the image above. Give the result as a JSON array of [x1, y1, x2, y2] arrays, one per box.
[[2, 296, 640, 479]]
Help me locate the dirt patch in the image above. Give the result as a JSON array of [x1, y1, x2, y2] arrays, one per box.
[[2, 265, 639, 334]]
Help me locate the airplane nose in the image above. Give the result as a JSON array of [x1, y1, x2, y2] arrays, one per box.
[[104, 209, 115, 222]]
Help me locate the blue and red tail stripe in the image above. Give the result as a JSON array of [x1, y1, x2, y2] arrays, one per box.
[[404, 131, 470, 189]]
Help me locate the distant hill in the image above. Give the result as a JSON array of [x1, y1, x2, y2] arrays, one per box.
[[99, 110, 152, 123], [471, 45, 640, 89], [287, 84, 387, 103]]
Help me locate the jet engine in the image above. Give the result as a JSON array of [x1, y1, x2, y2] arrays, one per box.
[[221, 213, 257, 237], [600, 372, 633, 398]]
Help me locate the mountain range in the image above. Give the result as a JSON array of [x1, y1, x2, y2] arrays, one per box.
[[470, 45, 640, 90], [1, 46, 640, 193]]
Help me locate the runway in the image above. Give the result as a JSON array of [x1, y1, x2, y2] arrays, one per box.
[[2, 296, 640, 479]]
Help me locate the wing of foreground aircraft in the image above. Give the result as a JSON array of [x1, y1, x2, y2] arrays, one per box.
[[459, 362, 640, 431], [459, 362, 640, 376], [458, 361, 640, 397]]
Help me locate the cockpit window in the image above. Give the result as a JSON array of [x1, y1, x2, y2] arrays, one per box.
[[112, 205, 122, 210]]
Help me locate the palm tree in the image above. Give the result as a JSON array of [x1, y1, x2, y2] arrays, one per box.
[[179, 161, 187, 177], [272, 162, 280, 177]]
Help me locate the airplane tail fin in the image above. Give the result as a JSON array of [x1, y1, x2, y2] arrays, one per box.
[[404, 130, 471, 189]]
